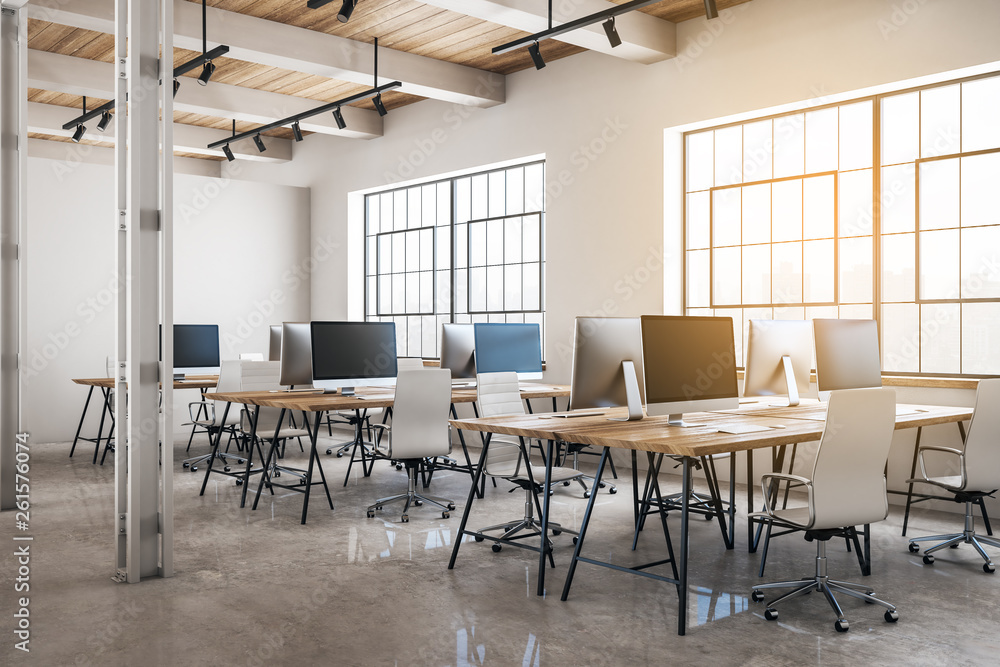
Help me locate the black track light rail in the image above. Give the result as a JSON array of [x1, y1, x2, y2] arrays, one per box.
[[61, 99, 114, 130], [491, 0, 664, 55], [205, 80, 401, 150]]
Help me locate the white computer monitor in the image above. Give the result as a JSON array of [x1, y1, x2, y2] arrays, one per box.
[[640, 315, 739, 426], [440, 323, 476, 382], [268, 324, 283, 361], [473, 323, 543, 381], [310, 321, 397, 395], [570, 317, 645, 420], [814, 318, 882, 392], [743, 319, 815, 406], [279, 322, 313, 387], [173, 324, 220, 379]]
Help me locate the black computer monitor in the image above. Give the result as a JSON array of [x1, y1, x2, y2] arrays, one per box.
[[814, 318, 882, 391], [310, 321, 397, 395], [743, 319, 814, 406], [473, 323, 543, 380], [640, 315, 739, 426], [173, 324, 220, 379], [440, 323, 476, 381], [570, 317, 645, 419]]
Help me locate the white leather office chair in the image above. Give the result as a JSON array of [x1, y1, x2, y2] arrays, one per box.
[[907, 378, 1000, 573], [750, 387, 898, 632], [183, 359, 244, 472], [471, 372, 582, 552], [239, 352, 264, 361], [366, 369, 455, 522], [239, 361, 311, 485]]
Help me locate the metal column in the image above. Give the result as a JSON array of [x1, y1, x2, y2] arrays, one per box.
[[113, 0, 173, 582], [0, 3, 28, 511]]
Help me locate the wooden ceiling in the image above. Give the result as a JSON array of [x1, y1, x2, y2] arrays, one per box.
[[26, 0, 752, 160]]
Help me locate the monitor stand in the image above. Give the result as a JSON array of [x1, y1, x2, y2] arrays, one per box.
[[667, 414, 707, 427], [764, 356, 801, 407], [608, 360, 644, 422], [339, 386, 356, 396], [174, 372, 186, 381]]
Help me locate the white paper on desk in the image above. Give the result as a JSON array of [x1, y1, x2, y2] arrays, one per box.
[[357, 395, 390, 400], [717, 424, 774, 435]]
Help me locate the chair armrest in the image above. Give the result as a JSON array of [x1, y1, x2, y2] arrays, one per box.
[[371, 423, 391, 456], [760, 473, 813, 522], [188, 401, 214, 424], [917, 446, 966, 487]]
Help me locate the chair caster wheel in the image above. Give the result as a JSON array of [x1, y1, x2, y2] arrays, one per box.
[[491, 544, 502, 553], [764, 608, 778, 621], [367, 510, 375, 518], [583, 491, 591, 499], [551, 529, 561, 536], [908, 543, 919, 553], [474, 534, 485, 542], [572, 537, 579, 545], [834, 619, 849, 632], [504, 526, 512, 532], [326, 449, 333, 455], [224, 466, 231, 472], [337, 452, 344, 458], [608, 487, 617, 494], [923, 554, 935, 565], [235, 479, 243, 486], [274, 471, 281, 477], [414, 500, 423, 506], [395, 464, 403, 470], [191, 465, 200, 472], [985, 562, 996, 574], [183, 462, 190, 468], [447, 503, 456, 510], [951, 543, 960, 548], [751, 590, 764, 603], [442, 512, 450, 519], [401, 515, 409, 523], [563, 481, 570, 486], [237, 459, 245, 464], [704, 514, 714, 521], [884, 610, 898, 623], [598, 482, 606, 489]]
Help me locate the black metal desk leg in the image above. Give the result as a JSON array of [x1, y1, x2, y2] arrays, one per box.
[[70, 386, 95, 458], [252, 408, 286, 511], [312, 412, 334, 511], [631, 450, 639, 528], [537, 438, 556, 596], [448, 434, 492, 570], [746, 449, 756, 553], [902, 426, 924, 536], [678, 457, 691, 636], [200, 402, 232, 496], [560, 447, 610, 602], [92, 388, 112, 464], [240, 406, 261, 508]]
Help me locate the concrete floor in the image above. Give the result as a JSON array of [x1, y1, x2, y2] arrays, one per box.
[[3, 432, 1000, 666]]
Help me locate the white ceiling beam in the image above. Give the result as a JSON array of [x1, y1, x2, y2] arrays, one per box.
[[27, 101, 292, 163], [420, 0, 676, 64], [26, 0, 506, 107], [27, 49, 383, 139]]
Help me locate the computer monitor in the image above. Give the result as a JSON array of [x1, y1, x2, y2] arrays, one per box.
[[279, 322, 313, 388], [440, 323, 476, 382], [570, 317, 645, 421], [173, 324, 220, 379], [743, 319, 815, 406], [640, 315, 739, 426], [310, 321, 397, 395], [268, 325, 283, 361], [473, 323, 543, 381], [814, 318, 882, 391]]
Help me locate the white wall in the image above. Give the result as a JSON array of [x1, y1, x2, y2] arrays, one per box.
[[24, 152, 312, 443]]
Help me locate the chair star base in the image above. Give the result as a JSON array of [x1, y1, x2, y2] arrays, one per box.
[[909, 499, 1000, 573]]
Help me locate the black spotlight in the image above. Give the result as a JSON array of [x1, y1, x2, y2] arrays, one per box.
[[372, 93, 387, 117], [198, 60, 216, 86], [253, 133, 266, 152], [97, 109, 112, 132], [332, 106, 347, 130], [71, 124, 87, 143], [528, 42, 545, 70], [338, 0, 357, 23], [603, 18, 622, 48], [704, 0, 718, 19], [306, 0, 335, 8], [222, 144, 235, 162], [173, 78, 180, 97], [292, 122, 304, 142]]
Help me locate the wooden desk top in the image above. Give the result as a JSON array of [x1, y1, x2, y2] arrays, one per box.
[[203, 383, 570, 412], [449, 403, 973, 458], [73, 375, 218, 390]]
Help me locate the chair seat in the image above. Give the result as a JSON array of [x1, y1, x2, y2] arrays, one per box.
[[920, 474, 964, 492], [488, 461, 580, 484], [767, 506, 811, 529], [262, 427, 309, 440]]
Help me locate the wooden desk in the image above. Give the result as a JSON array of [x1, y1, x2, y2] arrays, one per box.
[[70, 375, 218, 465], [199, 383, 569, 524], [447, 402, 973, 636]]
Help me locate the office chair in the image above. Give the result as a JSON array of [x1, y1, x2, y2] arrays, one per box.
[[183, 359, 244, 472], [471, 372, 582, 554], [907, 378, 1000, 573], [238, 361, 311, 487], [750, 387, 898, 632], [239, 352, 265, 361], [366, 369, 455, 522]]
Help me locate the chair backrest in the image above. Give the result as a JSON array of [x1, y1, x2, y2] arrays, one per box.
[[476, 372, 526, 476], [960, 378, 1000, 491], [809, 386, 896, 529], [386, 369, 452, 459], [239, 361, 284, 433], [240, 352, 264, 361], [396, 357, 426, 372], [213, 360, 242, 425]]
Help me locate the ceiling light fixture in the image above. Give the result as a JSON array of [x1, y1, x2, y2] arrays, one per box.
[[61, 97, 116, 135], [96, 109, 112, 132], [603, 17, 622, 48], [173, 78, 180, 97], [305, 0, 335, 9], [197, 61, 216, 86], [338, 0, 358, 23], [222, 144, 235, 162], [71, 124, 87, 143], [332, 106, 347, 130], [372, 93, 387, 116], [253, 134, 266, 153], [292, 121, 304, 142], [704, 0, 719, 20], [528, 42, 545, 70]]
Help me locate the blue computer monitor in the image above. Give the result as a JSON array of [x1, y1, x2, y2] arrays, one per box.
[[173, 324, 220, 378], [310, 321, 397, 395], [473, 323, 543, 380], [640, 315, 739, 426]]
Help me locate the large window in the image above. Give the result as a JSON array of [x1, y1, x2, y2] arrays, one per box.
[[365, 161, 546, 358], [684, 73, 1000, 375]]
